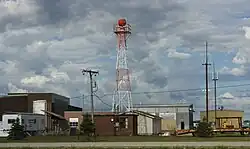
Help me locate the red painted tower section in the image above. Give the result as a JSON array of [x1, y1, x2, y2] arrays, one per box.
[[112, 18, 132, 113]]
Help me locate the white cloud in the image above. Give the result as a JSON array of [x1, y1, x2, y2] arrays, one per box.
[[219, 92, 234, 99], [168, 50, 191, 59], [232, 51, 248, 65], [219, 92, 250, 109], [243, 26, 250, 40], [7, 83, 28, 93], [219, 66, 247, 76], [21, 75, 50, 87]]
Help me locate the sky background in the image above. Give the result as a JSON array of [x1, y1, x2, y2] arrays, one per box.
[[1, 0, 250, 120]]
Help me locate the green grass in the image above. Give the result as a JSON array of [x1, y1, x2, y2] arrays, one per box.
[[0, 147, 249, 149], [0, 135, 250, 142]]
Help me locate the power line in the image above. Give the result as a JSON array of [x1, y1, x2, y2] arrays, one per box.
[[94, 93, 112, 107], [71, 83, 250, 99]]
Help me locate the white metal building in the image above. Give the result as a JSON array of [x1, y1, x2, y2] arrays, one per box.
[[0, 112, 45, 137], [132, 110, 162, 135], [133, 104, 194, 130]]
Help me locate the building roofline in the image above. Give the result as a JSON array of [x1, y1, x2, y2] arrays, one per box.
[[132, 110, 162, 119], [65, 111, 138, 116], [200, 110, 244, 112], [0, 94, 28, 98], [3, 112, 44, 116], [133, 104, 193, 108], [7, 92, 70, 99]]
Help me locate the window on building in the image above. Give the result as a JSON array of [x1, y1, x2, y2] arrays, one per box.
[[119, 117, 128, 129], [8, 119, 16, 124], [69, 122, 78, 127], [28, 119, 36, 124]]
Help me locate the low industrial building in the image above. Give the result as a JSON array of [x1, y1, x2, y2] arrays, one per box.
[[0, 112, 45, 137], [200, 110, 244, 129], [0, 93, 70, 132], [132, 110, 162, 135], [133, 104, 194, 130], [64, 111, 138, 136]]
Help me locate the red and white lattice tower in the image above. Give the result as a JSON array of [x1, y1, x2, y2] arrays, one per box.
[[112, 18, 133, 113]]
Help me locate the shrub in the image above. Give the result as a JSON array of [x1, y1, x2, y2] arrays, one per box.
[[195, 121, 213, 137], [80, 113, 95, 136], [7, 117, 26, 140]]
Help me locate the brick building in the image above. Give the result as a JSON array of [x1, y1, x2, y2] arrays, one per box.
[[64, 111, 138, 136]]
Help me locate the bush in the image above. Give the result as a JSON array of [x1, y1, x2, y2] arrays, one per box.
[[195, 121, 213, 137], [80, 113, 95, 136], [7, 117, 26, 140]]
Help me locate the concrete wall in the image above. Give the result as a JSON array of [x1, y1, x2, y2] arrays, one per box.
[[153, 118, 161, 134], [176, 112, 190, 129], [161, 119, 176, 130], [134, 104, 194, 130], [137, 114, 153, 135]]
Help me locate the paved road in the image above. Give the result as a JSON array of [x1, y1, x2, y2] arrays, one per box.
[[1, 142, 250, 148]]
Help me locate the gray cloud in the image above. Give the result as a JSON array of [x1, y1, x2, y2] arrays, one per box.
[[1, 0, 250, 118]]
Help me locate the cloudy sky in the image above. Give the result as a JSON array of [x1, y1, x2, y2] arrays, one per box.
[[1, 0, 250, 120]]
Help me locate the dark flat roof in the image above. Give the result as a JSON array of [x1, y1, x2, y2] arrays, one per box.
[[7, 92, 70, 99], [3, 112, 44, 116]]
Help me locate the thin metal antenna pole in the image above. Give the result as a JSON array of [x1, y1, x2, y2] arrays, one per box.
[[202, 41, 211, 122], [212, 62, 218, 128], [82, 94, 84, 113]]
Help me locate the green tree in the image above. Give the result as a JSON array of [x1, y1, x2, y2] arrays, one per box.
[[7, 117, 26, 140], [195, 121, 213, 137], [80, 113, 95, 136]]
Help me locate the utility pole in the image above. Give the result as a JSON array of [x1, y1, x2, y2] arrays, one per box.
[[212, 62, 218, 128], [82, 69, 99, 123], [202, 41, 211, 122], [82, 94, 84, 113]]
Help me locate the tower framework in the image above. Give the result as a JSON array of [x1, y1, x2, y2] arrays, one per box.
[[112, 19, 133, 113]]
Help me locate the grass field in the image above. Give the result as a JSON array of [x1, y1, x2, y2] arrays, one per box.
[[0, 135, 250, 142], [0, 147, 249, 149]]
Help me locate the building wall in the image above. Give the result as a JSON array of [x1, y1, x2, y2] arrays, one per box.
[[153, 118, 161, 134], [64, 111, 138, 136], [137, 114, 153, 135], [5, 93, 70, 130], [161, 119, 176, 130], [200, 110, 244, 128], [133, 104, 194, 130], [200, 110, 244, 121], [0, 95, 28, 121], [176, 112, 190, 129], [51, 94, 70, 117]]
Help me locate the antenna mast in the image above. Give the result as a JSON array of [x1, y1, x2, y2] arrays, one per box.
[[212, 62, 218, 128], [202, 41, 211, 122], [112, 18, 133, 113]]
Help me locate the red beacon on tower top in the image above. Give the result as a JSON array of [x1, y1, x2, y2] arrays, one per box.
[[118, 18, 126, 26]]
